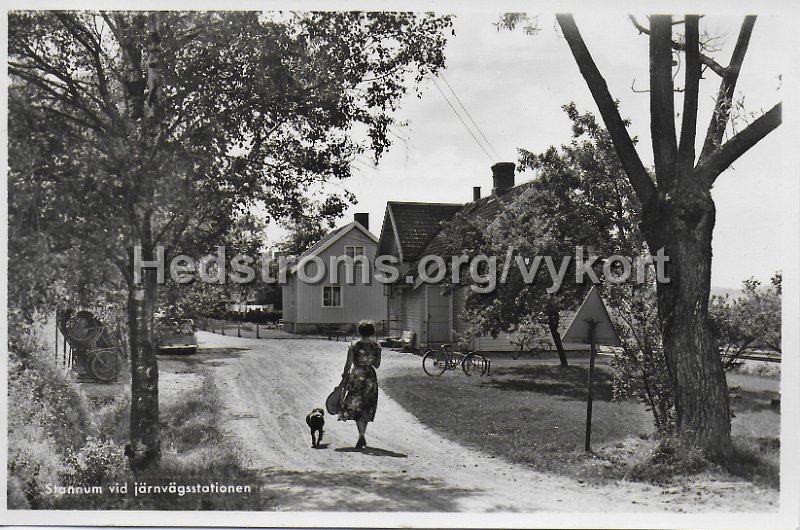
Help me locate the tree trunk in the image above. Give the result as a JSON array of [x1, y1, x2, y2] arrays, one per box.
[[647, 180, 732, 458], [126, 243, 161, 470], [547, 310, 569, 368]]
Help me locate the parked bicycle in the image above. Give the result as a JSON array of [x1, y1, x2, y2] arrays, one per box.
[[422, 344, 490, 377]]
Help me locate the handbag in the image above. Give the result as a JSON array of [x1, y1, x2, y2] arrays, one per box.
[[326, 374, 348, 415], [326, 385, 343, 415]]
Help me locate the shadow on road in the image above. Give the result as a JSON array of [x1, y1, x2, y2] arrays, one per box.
[[335, 446, 408, 458], [257, 469, 467, 511]]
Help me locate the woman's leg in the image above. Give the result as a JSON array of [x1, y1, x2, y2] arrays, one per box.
[[356, 420, 367, 447]]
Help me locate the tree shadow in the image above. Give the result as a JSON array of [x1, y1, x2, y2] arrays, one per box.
[[481, 364, 615, 401], [334, 446, 408, 458], [257, 469, 466, 511], [161, 347, 248, 366], [730, 388, 781, 414]]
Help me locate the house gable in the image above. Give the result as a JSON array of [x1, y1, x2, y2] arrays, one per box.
[[291, 222, 378, 274], [379, 202, 462, 264]]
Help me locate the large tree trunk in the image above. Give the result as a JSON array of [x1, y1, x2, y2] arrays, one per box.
[[555, 14, 780, 459], [126, 241, 161, 471], [648, 182, 732, 458]]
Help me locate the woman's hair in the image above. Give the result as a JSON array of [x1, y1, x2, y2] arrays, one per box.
[[357, 320, 376, 338]]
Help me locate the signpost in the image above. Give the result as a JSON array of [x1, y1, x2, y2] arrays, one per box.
[[560, 286, 621, 452]]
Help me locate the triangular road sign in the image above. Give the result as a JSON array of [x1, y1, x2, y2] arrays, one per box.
[[561, 286, 621, 346]]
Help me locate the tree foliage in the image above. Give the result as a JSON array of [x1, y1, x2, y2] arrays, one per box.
[[8, 10, 452, 468], [440, 105, 643, 367], [709, 273, 782, 370]]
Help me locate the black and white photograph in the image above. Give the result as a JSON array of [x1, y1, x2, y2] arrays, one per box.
[[2, 2, 798, 528]]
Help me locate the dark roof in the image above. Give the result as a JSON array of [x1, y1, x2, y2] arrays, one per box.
[[409, 182, 536, 274], [387, 202, 463, 261]]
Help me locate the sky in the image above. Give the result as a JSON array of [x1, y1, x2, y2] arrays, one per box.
[[269, 11, 788, 290]]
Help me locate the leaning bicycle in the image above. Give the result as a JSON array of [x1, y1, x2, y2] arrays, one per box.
[[422, 344, 490, 377]]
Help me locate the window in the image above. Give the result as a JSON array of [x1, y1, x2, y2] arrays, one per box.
[[322, 286, 342, 307], [345, 246, 365, 258]]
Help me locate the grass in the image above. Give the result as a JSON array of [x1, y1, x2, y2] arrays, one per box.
[[382, 362, 654, 482], [52, 374, 276, 510], [381, 359, 780, 487]]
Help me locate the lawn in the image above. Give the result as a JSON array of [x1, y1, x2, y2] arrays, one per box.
[[381, 357, 780, 486]]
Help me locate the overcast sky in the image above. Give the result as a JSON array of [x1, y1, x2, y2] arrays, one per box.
[[272, 12, 787, 289]]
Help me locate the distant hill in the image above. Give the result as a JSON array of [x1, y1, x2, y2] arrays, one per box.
[[710, 286, 745, 300]]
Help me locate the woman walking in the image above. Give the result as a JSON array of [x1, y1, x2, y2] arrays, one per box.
[[338, 320, 381, 448]]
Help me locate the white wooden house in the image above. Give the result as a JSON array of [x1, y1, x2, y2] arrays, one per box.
[[281, 214, 387, 333]]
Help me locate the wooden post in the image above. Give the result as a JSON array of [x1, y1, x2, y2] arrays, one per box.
[[584, 320, 598, 452], [237, 322, 241, 338], [256, 324, 260, 339], [63, 333, 68, 367]]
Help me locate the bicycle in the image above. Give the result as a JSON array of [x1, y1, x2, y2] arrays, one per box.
[[422, 344, 490, 377]]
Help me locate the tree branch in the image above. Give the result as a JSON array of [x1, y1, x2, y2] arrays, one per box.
[[629, 15, 726, 77], [679, 15, 701, 170], [699, 15, 757, 161], [697, 102, 781, 182], [556, 14, 656, 206], [649, 15, 678, 190]]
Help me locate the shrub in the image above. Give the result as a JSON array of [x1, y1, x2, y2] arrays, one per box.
[[628, 436, 708, 484], [7, 424, 63, 509], [63, 437, 127, 487], [7, 324, 94, 508], [7, 475, 31, 509], [92, 394, 131, 444], [8, 331, 93, 453]]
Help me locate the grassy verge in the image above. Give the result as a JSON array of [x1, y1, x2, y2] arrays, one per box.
[[52, 374, 275, 510], [381, 361, 780, 487]]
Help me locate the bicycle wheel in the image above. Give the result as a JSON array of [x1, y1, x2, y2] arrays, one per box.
[[463, 353, 488, 376], [88, 349, 120, 383], [422, 349, 447, 376]]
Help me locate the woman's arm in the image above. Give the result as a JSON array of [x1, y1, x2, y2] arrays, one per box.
[[372, 347, 382, 369], [342, 344, 354, 378]]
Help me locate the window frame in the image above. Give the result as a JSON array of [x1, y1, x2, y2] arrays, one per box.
[[322, 285, 343, 308]]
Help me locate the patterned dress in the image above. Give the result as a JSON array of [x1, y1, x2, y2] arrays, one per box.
[[338, 339, 381, 423]]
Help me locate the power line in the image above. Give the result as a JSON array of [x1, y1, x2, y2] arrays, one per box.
[[429, 75, 495, 163], [439, 72, 502, 160]]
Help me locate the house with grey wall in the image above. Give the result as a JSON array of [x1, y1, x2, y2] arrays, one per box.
[[282, 214, 387, 333]]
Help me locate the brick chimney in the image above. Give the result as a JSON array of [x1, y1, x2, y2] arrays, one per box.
[[473, 186, 481, 201], [354, 212, 369, 231], [491, 162, 515, 196]]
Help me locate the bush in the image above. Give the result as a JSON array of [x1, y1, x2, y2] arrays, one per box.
[[7, 475, 31, 509], [8, 333, 93, 453], [7, 424, 64, 509], [63, 437, 127, 487], [92, 394, 131, 444], [628, 436, 708, 484], [7, 325, 94, 508]]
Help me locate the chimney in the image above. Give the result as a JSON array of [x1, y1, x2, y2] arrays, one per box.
[[473, 186, 481, 201], [354, 212, 369, 231], [491, 162, 516, 196]]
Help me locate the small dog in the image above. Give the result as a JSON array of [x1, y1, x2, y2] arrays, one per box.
[[305, 408, 325, 448]]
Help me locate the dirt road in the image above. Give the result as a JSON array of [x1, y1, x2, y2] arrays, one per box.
[[182, 331, 777, 513]]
